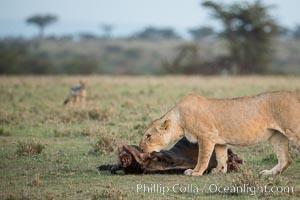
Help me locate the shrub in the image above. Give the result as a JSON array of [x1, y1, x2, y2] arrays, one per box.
[[92, 188, 125, 200], [53, 129, 72, 137], [0, 128, 11, 136], [32, 173, 41, 186], [88, 108, 113, 121], [92, 135, 116, 155], [99, 188, 123, 200], [63, 55, 101, 74], [16, 140, 45, 156], [80, 127, 99, 137]]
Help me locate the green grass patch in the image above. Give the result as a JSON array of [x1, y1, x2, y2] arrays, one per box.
[[0, 127, 11, 136]]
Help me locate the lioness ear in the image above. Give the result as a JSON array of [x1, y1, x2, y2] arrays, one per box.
[[160, 119, 171, 131]]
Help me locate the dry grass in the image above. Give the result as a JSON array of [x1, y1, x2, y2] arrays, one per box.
[[91, 134, 116, 155], [32, 173, 41, 187], [16, 140, 45, 156], [92, 188, 126, 200], [53, 126, 101, 137]]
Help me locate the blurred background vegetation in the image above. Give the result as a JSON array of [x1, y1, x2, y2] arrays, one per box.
[[1, 0, 300, 75]]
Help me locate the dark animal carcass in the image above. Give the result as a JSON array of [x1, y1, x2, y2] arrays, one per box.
[[97, 137, 242, 174]]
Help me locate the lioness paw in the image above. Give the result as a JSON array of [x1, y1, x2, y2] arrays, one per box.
[[184, 169, 193, 176], [260, 169, 276, 176], [184, 169, 202, 176]]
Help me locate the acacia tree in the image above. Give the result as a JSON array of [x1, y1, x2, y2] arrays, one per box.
[[101, 24, 114, 39], [26, 14, 58, 39], [202, 0, 278, 74], [188, 26, 214, 41], [294, 25, 300, 39], [132, 27, 181, 40]]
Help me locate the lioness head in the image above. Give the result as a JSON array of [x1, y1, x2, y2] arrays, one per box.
[[139, 119, 172, 153], [140, 118, 183, 153]]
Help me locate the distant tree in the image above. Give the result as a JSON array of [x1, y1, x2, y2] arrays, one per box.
[[162, 43, 198, 73], [293, 25, 300, 39], [59, 34, 74, 41], [0, 40, 28, 74], [132, 27, 181, 40], [188, 26, 214, 40], [0, 40, 54, 74], [278, 26, 292, 38], [161, 43, 232, 75], [202, 0, 278, 74], [101, 24, 114, 39], [26, 14, 58, 39], [64, 55, 100, 74], [78, 32, 98, 40]]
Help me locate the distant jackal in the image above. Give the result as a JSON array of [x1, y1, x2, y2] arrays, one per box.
[[64, 80, 87, 108]]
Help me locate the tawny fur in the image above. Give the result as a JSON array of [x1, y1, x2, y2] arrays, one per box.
[[140, 91, 300, 176]]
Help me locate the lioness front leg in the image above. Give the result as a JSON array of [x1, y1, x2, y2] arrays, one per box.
[[211, 144, 227, 174], [184, 139, 215, 176]]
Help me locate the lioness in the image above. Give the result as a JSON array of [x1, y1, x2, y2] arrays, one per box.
[[140, 91, 300, 176]]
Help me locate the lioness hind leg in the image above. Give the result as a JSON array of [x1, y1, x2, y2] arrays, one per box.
[[260, 131, 292, 176], [286, 128, 300, 149], [211, 145, 227, 174], [184, 139, 215, 176]]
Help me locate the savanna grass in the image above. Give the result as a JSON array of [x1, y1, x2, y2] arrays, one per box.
[[1, 76, 300, 199]]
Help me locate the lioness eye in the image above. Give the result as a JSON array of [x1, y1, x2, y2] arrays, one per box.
[[146, 134, 151, 141]]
